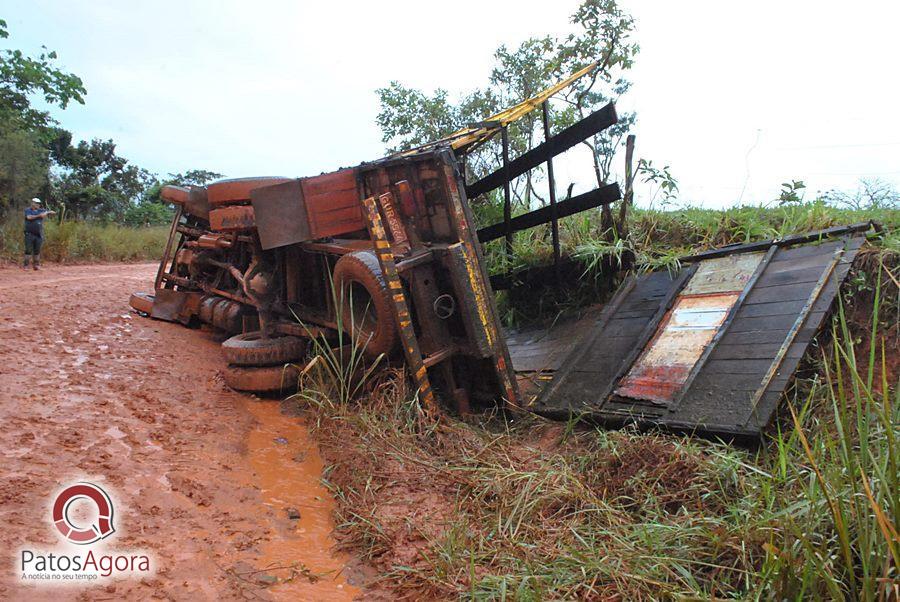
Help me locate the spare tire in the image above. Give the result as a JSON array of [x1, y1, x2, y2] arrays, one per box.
[[129, 292, 155, 315], [222, 331, 306, 366], [207, 177, 292, 207], [160, 185, 190, 205], [223, 364, 301, 393], [332, 251, 398, 358]]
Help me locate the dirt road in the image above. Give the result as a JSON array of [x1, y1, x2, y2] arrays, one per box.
[[0, 263, 360, 600]]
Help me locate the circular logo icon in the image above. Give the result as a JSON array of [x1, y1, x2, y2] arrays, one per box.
[[52, 482, 115, 544]]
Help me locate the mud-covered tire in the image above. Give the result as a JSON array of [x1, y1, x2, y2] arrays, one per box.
[[129, 292, 155, 315], [223, 364, 301, 393], [207, 177, 292, 207], [222, 331, 307, 366], [160, 185, 190, 205], [332, 251, 398, 358]]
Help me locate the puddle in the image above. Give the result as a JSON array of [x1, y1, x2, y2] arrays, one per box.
[[242, 400, 359, 600]]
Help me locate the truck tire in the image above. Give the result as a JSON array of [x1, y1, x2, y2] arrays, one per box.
[[223, 364, 301, 393], [332, 251, 398, 358], [129, 292, 155, 315], [222, 331, 307, 366], [207, 177, 292, 207]]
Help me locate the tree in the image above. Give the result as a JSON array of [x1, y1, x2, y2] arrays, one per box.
[[51, 138, 151, 220], [0, 125, 46, 212], [374, 0, 640, 234], [0, 18, 86, 134], [823, 178, 899, 211]]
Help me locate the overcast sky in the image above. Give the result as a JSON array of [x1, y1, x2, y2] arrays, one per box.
[[5, 0, 899, 207]]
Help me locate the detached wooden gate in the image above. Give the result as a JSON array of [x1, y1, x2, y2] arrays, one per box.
[[532, 223, 874, 440]]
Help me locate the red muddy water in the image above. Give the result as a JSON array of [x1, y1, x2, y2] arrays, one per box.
[[0, 263, 359, 600]]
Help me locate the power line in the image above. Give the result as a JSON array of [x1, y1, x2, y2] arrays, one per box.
[[776, 141, 900, 150]]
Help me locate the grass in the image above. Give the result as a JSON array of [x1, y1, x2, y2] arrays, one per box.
[[293, 273, 898, 600], [483, 200, 900, 326], [0, 216, 168, 263], [284, 201, 898, 600]]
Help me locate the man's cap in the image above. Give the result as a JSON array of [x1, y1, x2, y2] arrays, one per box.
[[31, 198, 41, 204]]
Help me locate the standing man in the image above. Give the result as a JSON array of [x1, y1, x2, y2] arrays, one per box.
[[23, 198, 55, 270]]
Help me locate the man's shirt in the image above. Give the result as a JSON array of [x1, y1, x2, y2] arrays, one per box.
[[24, 208, 45, 236]]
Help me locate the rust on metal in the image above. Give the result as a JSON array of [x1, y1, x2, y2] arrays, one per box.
[[207, 176, 292, 206], [160, 185, 190, 205], [377, 191, 409, 248], [614, 292, 741, 403], [209, 205, 256, 232], [360, 195, 438, 414], [615, 253, 764, 404]]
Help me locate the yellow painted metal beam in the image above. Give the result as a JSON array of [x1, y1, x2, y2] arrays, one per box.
[[398, 60, 600, 156]]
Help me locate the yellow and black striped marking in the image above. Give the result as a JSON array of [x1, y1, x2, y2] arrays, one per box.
[[361, 196, 438, 414]]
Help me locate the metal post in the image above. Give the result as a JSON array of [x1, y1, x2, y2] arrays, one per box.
[[541, 101, 560, 269], [155, 205, 183, 291], [501, 126, 512, 258]]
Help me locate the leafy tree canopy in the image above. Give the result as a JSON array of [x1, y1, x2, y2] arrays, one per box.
[[0, 18, 86, 133], [376, 0, 639, 213]]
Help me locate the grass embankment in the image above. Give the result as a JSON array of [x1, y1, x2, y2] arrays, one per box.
[[289, 203, 898, 600], [0, 216, 168, 263], [483, 201, 900, 326]]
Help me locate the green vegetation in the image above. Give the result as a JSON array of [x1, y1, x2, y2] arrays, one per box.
[[378, 0, 638, 238], [288, 207, 898, 600], [0, 216, 167, 262], [482, 200, 900, 326], [0, 17, 220, 247]]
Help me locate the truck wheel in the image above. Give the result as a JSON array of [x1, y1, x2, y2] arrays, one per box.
[[332, 251, 398, 358], [207, 177, 292, 207], [222, 331, 307, 366], [223, 364, 301, 393], [129, 292, 155, 315]]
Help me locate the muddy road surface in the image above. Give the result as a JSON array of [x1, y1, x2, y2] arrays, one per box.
[[0, 263, 360, 600]]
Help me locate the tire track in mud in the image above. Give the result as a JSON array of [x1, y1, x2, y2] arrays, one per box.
[[0, 263, 358, 601]]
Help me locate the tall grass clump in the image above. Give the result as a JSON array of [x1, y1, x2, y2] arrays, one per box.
[[0, 216, 168, 262], [756, 280, 899, 600]]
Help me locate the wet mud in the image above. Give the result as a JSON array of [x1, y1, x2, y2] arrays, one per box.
[[0, 263, 358, 600]]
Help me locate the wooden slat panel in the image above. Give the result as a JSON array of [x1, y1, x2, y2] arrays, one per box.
[[301, 169, 366, 239], [733, 299, 807, 318], [533, 233, 865, 439], [535, 271, 678, 413]]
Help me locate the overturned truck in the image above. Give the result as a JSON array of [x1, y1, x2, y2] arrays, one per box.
[[131, 64, 875, 440]]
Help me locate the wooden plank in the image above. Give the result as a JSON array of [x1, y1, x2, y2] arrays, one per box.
[[680, 222, 871, 262], [711, 342, 806, 360], [466, 103, 617, 198], [734, 299, 807, 318], [603, 316, 654, 338], [769, 240, 844, 262], [744, 282, 823, 304], [360, 195, 438, 414], [751, 265, 836, 288], [476, 184, 620, 243], [725, 311, 824, 334]]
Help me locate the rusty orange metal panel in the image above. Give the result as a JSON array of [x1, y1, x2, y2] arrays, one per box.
[[208, 205, 255, 232], [614, 252, 764, 404], [614, 293, 740, 403], [300, 169, 366, 239]]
